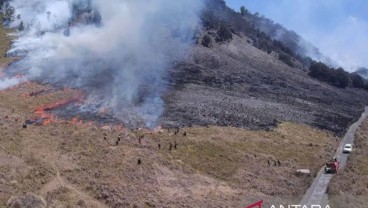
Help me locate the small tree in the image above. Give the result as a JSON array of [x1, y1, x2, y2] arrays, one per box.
[[308, 62, 333, 83], [334, 68, 349, 88], [18, 21, 24, 31], [201, 11, 219, 30], [216, 23, 232, 42], [351, 74, 365, 88], [202, 34, 212, 47], [240, 6, 248, 16], [279, 53, 294, 67]]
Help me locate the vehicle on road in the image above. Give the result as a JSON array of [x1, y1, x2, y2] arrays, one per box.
[[343, 144, 353, 153], [324, 159, 339, 174]]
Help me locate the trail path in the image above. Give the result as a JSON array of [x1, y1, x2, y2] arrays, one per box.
[[40, 162, 108, 208]]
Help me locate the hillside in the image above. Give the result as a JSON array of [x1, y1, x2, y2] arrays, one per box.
[[161, 0, 368, 135]]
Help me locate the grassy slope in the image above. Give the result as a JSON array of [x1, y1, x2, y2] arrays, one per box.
[[328, 119, 368, 207], [0, 82, 339, 207], [0, 22, 13, 69]]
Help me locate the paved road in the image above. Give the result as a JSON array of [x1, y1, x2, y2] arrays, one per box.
[[299, 107, 368, 206]]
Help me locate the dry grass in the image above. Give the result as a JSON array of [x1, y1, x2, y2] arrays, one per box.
[[328, 119, 368, 207], [0, 20, 14, 69], [0, 81, 341, 207], [162, 123, 338, 184]]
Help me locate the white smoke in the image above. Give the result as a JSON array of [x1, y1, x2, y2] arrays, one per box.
[[237, 0, 368, 71], [0, 76, 24, 90], [309, 16, 368, 72], [2, 0, 204, 127]]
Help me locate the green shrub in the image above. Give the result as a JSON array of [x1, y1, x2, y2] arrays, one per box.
[[240, 6, 248, 16], [216, 23, 232, 42], [279, 53, 294, 67], [201, 11, 219, 30], [308, 62, 349, 89]]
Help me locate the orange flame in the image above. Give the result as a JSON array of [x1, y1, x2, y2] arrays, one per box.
[[34, 92, 84, 125], [70, 117, 84, 125]]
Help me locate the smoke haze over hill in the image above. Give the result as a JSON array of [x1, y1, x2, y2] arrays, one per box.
[[226, 0, 368, 71]]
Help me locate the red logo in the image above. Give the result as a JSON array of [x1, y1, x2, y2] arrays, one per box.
[[246, 200, 264, 208]]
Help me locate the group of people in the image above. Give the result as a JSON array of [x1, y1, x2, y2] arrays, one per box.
[[267, 159, 281, 166], [102, 126, 188, 165]]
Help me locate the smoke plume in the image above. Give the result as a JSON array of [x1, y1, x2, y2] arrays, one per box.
[[237, 0, 368, 71], [0, 76, 24, 90], [1, 0, 204, 127]]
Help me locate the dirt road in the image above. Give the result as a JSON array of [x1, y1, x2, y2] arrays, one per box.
[[299, 107, 368, 206]]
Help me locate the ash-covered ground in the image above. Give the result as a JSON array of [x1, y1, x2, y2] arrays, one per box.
[[160, 35, 368, 135]]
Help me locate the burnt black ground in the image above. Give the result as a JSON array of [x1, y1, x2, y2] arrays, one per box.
[[46, 34, 368, 136], [160, 35, 368, 136]]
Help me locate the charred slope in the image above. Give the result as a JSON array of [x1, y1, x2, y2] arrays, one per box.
[[160, 1, 368, 135], [199, 0, 319, 68], [160, 0, 368, 135]]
